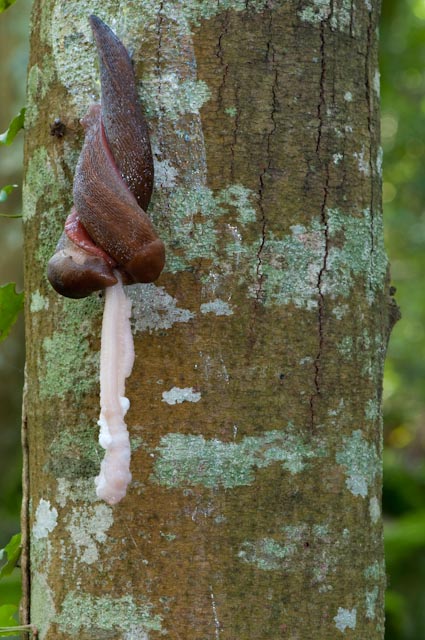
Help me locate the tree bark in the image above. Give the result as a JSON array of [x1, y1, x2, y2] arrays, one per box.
[[22, 1, 392, 638]]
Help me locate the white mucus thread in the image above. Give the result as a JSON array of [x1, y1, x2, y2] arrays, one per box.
[[95, 273, 135, 505]]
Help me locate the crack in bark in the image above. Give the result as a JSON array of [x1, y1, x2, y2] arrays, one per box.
[[255, 11, 278, 304], [230, 83, 240, 182], [310, 20, 329, 431], [315, 21, 326, 154], [310, 166, 330, 431], [349, 0, 355, 38], [365, 10, 375, 290], [216, 11, 230, 109], [156, 3, 164, 78]]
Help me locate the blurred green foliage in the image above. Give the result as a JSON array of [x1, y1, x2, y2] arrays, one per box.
[[0, 1, 17, 14], [381, 0, 425, 638], [0, 284, 23, 343], [0, 2, 30, 637], [0, 108, 25, 147], [0, 0, 29, 543]]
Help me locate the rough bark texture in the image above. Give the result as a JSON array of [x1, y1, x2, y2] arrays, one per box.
[[22, 1, 392, 638]]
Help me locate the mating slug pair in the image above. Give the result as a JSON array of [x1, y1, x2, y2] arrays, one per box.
[[47, 15, 165, 298]]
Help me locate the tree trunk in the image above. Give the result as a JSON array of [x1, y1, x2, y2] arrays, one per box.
[[22, 1, 393, 638]]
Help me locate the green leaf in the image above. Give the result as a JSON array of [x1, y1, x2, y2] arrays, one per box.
[[0, 214, 21, 219], [0, 534, 21, 579], [0, 605, 17, 636], [0, 185, 18, 203], [385, 509, 425, 566], [0, 0, 17, 12], [0, 283, 24, 343], [0, 108, 25, 146]]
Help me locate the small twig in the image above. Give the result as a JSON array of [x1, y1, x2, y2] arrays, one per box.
[[0, 624, 38, 637]]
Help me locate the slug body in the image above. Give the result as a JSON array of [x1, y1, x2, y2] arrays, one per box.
[[47, 15, 164, 298]]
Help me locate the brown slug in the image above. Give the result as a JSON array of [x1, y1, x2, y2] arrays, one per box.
[[47, 15, 165, 299]]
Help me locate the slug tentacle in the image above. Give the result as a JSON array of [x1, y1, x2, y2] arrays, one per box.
[[47, 16, 164, 298]]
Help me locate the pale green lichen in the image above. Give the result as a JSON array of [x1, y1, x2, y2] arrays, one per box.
[[25, 66, 41, 129], [373, 69, 380, 96], [337, 329, 386, 383], [216, 185, 257, 225], [26, 58, 55, 128], [150, 183, 258, 275], [332, 304, 348, 319], [366, 586, 379, 619], [130, 436, 146, 452], [42, 330, 97, 398], [364, 560, 385, 581], [364, 557, 383, 622], [56, 592, 163, 634], [66, 504, 113, 565], [376, 146, 383, 177], [238, 523, 338, 581], [30, 541, 48, 574], [162, 387, 202, 405], [56, 477, 98, 507], [238, 538, 296, 570], [152, 426, 325, 489], [200, 299, 233, 316], [153, 158, 178, 188], [250, 207, 387, 308], [142, 74, 211, 121], [160, 531, 177, 542], [336, 430, 379, 498], [337, 336, 353, 358], [354, 147, 370, 175], [33, 499, 58, 539], [334, 607, 357, 632], [312, 524, 330, 539], [128, 285, 194, 333], [51, 3, 102, 112], [298, 0, 330, 24], [298, 0, 353, 33], [324, 208, 388, 305], [159, 185, 225, 271], [365, 398, 380, 421], [328, 399, 345, 419], [330, 0, 351, 31], [361, 331, 387, 381], [23, 147, 55, 221], [225, 106, 237, 117], [30, 290, 49, 313], [48, 423, 100, 480], [255, 223, 322, 310], [369, 496, 381, 524], [40, 295, 102, 399], [31, 573, 56, 640]]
